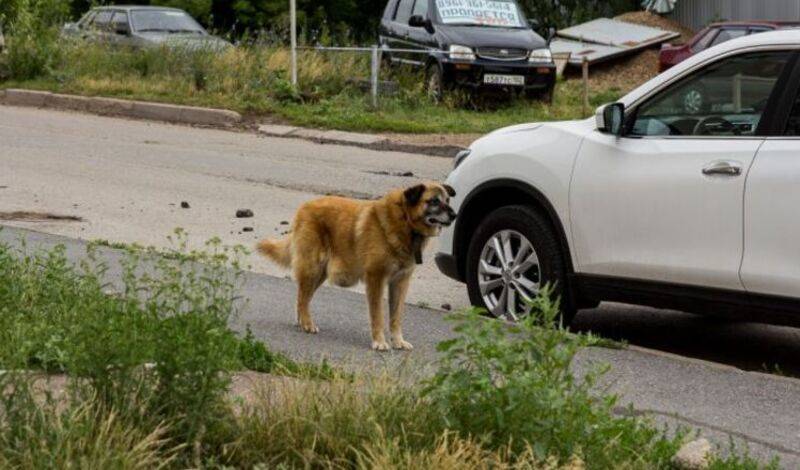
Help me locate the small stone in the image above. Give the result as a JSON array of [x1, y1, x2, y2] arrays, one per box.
[[672, 438, 713, 470], [398, 171, 414, 177], [242, 227, 254, 232], [440, 303, 452, 311], [280, 220, 289, 225], [180, 201, 190, 209], [236, 209, 254, 218]]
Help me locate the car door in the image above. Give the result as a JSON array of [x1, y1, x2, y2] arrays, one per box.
[[741, 56, 800, 297], [87, 9, 113, 45], [570, 50, 794, 290], [109, 11, 132, 48], [386, 0, 417, 65], [405, 0, 436, 66]]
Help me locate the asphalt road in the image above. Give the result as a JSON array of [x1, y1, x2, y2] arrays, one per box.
[[3, 104, 800, 378]]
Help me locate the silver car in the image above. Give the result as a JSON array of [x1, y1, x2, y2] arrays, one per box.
[[62, 6, 231, 52]]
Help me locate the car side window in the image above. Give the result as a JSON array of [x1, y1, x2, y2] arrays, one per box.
[[394, 0, 414, 24], [710, 28, 747, 48], [91, 10, 113, 31], [748, 27, 771, 35], [412, 0, 429, 18], [631, 51, 790, 138], [79, 10, 97, 28], [692, 29, 718, 52], [111, 12, 129, 33]]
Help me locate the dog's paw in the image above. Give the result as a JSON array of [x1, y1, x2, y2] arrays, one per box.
[[371, 340, 391, 351], [300, 322, 319, 334], [391, 338, 414, 350]]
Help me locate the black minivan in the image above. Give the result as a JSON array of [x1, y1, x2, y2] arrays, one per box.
[[379, 0, 556, 101]]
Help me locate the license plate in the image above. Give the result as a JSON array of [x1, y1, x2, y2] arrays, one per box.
[[483, 74, 525, 86]]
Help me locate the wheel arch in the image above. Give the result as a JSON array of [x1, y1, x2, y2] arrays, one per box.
[[453, 179, 575, 282]]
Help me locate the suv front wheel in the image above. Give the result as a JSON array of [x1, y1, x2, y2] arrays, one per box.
[[465, 205, 575, 324]]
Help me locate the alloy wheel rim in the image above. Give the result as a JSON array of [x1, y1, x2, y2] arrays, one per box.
[[478, 229, 541, 321]]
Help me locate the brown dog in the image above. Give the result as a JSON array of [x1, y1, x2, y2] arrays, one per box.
[[257, 183, 456, 351]]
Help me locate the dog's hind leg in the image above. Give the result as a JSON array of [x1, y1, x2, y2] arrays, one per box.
[[295, 267, 325, 334], [388, 272, 413, 350], [366, 270, 389, 351]]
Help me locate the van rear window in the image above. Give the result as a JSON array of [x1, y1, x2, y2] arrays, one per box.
[[435, 0, 525, 28]]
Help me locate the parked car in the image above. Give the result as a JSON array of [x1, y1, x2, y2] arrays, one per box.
[[379, 0, 556, 101], [659, 21, 800, 71], [437, 29, 800, 327], [0, 24, 5, 53], [62, 6, 231, 52]]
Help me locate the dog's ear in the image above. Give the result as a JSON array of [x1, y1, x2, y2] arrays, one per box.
[[404, 184, 426, 206], [443, 184, 456, 198]]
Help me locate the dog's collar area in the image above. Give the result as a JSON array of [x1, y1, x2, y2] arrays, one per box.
[[411, 231, 424, 265]]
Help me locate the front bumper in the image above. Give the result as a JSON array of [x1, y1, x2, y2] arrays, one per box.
[[441, 59, 556, 93]]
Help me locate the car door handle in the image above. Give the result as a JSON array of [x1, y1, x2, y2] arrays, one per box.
[[702, 160, 742, 176]]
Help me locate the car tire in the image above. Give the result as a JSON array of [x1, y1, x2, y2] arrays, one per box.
[[426, 63, 444, 102], [465, 205, 575, 325]]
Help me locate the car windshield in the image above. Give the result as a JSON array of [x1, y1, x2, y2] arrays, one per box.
[[131, 10, 205, 34], [435, 0, 526, 28]]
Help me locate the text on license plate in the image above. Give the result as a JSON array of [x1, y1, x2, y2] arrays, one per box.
[[483, 74, 525, 86]]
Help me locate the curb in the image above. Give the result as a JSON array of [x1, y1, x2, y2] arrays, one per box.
[[258, 124, 464, 158], [0, 89, 241, 127]]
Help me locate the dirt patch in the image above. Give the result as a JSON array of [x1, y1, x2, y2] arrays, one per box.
[[566, 11, 696, 94], [0, 211, 83, 222], [379, 132, 481, 150]]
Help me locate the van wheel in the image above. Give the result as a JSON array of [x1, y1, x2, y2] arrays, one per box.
[[465, 205, 575, 325], [426, 63, 444, 102]]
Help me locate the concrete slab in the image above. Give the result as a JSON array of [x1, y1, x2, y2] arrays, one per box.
[[258, 124, 300, 136], [2, 89, 240, 127], [321, 130, 387, 145], [3, 89, 50, 107]]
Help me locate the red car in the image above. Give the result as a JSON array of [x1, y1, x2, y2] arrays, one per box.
[[659, 21, 800, 72]]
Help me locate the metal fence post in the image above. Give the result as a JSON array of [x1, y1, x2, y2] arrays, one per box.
[[370, 45, 380, 108], [290, 0, 297, 86], [582, 56, 589, 117]]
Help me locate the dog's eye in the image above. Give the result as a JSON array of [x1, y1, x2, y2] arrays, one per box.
[[428, 197, 441, 206]]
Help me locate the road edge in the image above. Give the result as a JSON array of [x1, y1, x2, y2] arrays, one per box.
[[0, 88, 242, 127], [0, 89, 465, 157]]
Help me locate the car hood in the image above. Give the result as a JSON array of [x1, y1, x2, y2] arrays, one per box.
[[436, 25, 546, 50], [137, 33, 231, 51], [470, 118, 595, 155]]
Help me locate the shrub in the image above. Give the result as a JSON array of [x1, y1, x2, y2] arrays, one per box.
[[423, 287, 681, 467]]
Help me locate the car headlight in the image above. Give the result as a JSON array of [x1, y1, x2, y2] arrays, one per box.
[[449, 44, 476, 61], [454, 149, 471, 169], [529, 48, 553, 63]]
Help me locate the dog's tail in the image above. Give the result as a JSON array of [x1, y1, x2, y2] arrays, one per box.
[[256, 237, 292, 268]]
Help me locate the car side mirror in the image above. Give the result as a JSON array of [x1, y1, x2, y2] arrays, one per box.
[[409, 15, 426, 27], [409, 15, 434, 32], [596, 103, 625, 136]]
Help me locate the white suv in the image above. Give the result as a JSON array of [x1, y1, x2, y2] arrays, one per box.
[[437, 30, 800, 326]]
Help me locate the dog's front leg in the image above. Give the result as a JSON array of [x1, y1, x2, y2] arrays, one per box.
[[388, 273, 413, 350], [366, 271, 390, 351]]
